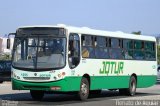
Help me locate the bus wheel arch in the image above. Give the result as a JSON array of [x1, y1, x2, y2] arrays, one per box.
[[82, 74, 91, 87], [131, 73, 137, 84]]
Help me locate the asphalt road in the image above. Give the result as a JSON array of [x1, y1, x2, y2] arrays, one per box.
[[0, 81, 160, 106]]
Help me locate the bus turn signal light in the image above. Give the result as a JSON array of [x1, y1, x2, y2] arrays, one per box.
[[62, 72, 66, 76]]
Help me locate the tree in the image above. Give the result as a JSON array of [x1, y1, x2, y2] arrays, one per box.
[[131, 31, 141, 35], [157, 45, 160, 64]]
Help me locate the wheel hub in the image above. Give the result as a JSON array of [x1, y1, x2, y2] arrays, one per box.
[[81, 83, 88, 95]]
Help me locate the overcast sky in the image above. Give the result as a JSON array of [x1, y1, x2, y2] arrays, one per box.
[[0, 0, 160, 36]]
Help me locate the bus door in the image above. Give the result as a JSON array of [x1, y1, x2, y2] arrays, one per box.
[[68, 33, 80, 69]]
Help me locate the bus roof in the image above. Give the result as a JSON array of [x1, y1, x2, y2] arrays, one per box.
[[18, 24, 156, 42], [66, 26, 156, 42]]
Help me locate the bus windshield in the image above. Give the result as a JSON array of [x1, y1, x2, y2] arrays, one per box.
[[12, 36, 66, 71]]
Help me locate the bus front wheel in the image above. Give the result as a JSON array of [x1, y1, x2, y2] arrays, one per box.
[[78, 77, 89, 101], [30, 90, 44, 101]]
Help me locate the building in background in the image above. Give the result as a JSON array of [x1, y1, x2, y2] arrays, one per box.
[[0, 37, 14, 54], [0, 37, 13, 83]]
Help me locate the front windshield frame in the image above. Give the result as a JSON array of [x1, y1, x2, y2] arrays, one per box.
[[12, 35, 67, 71]]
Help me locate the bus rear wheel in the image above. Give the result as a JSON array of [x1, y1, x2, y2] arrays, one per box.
[[30, 90, 44, 101], [119, 76, 136, 96], [78, 77, 89, 101], [126, 76, 137, 96]]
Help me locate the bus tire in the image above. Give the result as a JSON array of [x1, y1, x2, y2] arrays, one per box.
[[30, 90, 44, 101], [78, 77, 89, 101], [126, 76, 137, 96]]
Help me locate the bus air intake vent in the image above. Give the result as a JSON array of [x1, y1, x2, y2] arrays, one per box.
[[23, 77, 50, 80]]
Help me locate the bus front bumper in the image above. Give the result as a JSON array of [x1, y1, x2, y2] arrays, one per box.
[[12, 77, 81, 92]]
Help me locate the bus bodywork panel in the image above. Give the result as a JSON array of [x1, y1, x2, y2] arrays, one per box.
[[90, 75, 156, 90], [12, 59, 157, 91], [12, 76, 81, 91], [11, 25, 157, 93], [12, 75, 156, 91]]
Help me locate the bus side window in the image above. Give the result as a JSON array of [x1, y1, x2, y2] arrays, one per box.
[[134, 40, 145, 60], [68, 33, 80, 69], [123, 39, 133, 59], [145, 42, 156, 60], [95, 36, 109, 59], [109, 38, 123, 59], [81, 35, 89, 58], [81, 35, 95, 58]]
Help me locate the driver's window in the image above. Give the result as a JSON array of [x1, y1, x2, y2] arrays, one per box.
[[68, 33, 80, 69]]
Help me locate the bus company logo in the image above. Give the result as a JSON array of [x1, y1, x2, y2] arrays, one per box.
[[34, 73, 37, 76], [99, 61, 124, 75]]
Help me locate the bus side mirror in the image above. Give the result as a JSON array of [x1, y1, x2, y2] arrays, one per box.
[[7, 38, 10, 49]]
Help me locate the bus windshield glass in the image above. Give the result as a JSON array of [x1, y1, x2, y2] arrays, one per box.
[[12, 28, 66, 71]]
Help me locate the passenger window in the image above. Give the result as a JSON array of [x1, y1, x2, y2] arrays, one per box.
[[134, 50, 145, 60], [145, 42, 155, 51], [134, 41, 144, 50], [145, 42, 156, 60], [109, 49, 123, 59], [68, 33, 80, 69], [109, 38, 123, 59], [111, 38, 119, 48], [96, 36, 106, 47], [134, 40, 145, 60], [123, 40, 133, 49], [81, 35, 95, 58], [82, 35, 93, 46], [123, 40, 133, 59], [122, 39, 133, 59], [95, 36, 109, 59]]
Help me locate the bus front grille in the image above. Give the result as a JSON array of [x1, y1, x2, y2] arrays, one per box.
[[23, 77, 50, 80], [23, 85, 49, 90]]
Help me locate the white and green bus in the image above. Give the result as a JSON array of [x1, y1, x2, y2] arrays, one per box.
[[8, 24, 157, 100]]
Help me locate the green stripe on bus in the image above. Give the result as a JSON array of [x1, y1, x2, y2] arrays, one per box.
[[12, 75, 156, 91], [90, 75, 156, 90]]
